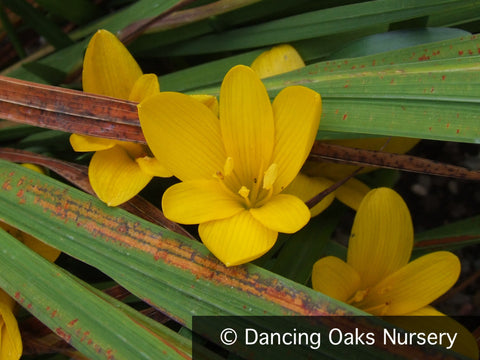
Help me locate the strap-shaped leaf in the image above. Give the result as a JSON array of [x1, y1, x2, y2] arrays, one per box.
[[0, 228, 191, 360], [0, 159, 466, 359]]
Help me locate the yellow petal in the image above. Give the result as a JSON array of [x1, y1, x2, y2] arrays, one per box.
[[82, 29, 142, 99], [270, 86, 321, 194], [283, 173, 335, 217], [21, 235, 61, 262], [70, 134, 117, 152], [347, 187, 413, 288], [162, 180, 244, 224], [138, 92, 226, 181], [312, 256, 361, 303], [396, 306, 479, 360], [334, 178, 370, 211], [249, 194, 310, 233], [219, 65, 274, 186], [20, 163, 46, 174], [89, 146, 152, 206], [199, 210, 277, 266], [358, 251, 460, 316], [136, 156, 172, 177], [128, 73, 160, 102], [0, 290, 22, 360], [251, 44, 305, 78], [190, 94, 219, 116]]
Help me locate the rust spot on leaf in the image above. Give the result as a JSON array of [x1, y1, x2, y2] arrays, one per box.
[[56, 327, 72, 343], [68, 318, 79, 327]]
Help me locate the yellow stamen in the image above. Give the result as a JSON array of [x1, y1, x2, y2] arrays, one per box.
[[348, 289, 368, 304], [224, 157, 234, 177], [238, 186, 250, 199], [263, 163, 278, 190], [238, 186, 252, 208]]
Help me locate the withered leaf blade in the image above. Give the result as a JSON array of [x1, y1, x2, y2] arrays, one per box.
[[1, 76, 479, 181], [0, 75, 145, 142], [309, 142, 480, 181], [0, 148, 195, 240]]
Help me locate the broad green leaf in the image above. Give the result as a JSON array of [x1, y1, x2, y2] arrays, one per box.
[[328, 27, 470, 59], [193, 35, 480, 143], [0, 160, 362, 326], [0, 160, 464, 359], [158, 0, 480, 55], [0, 228, 191, 360]]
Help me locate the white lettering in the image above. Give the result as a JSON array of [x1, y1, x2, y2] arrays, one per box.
[[245, 328, 258, 345]]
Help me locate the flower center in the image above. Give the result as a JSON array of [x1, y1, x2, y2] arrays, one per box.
[[214, 157, 278, 208], [348, 288, 390, 316]]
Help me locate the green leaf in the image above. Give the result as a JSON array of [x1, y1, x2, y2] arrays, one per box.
[[413, 215, 480, 254], [0, 160, 464, 359], [0, 159, 363, 326], [328, 27, 470, 59], [36, 0, 103, 25], [2, 0, 73, 49], [193, 35, 480, 143], [5, 0, 186, 82], [0, 228, 191, 360], [158, 0, 480, 55]]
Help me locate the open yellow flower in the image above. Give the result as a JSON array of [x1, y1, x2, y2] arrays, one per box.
[[70, 29, 172, 206], [138, 65, 321, 266], [251, 45, 419, 215], [312, 188, 478, 359], [312, 187, 460, 315]]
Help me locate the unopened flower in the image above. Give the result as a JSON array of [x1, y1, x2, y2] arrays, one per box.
[[70, 29, 172, 206]]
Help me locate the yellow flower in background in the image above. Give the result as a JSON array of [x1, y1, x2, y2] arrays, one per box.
[[251, 45, 419, 216], [69, 29, 172, 206], [312, 187, 459, 316], [311, 187, 478, 359], [0, 289, 21, 360], [138, 65, 321, 266], [250, 44, 305, 78]]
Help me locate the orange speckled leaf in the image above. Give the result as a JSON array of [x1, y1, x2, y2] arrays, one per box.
[[0, 147, 194, 239], [0, 159, 462, 359]]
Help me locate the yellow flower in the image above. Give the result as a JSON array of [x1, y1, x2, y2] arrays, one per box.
[[312, 187, 460, 315], [311, 187, 478, 358], [69, 29, 172, 206], [250, 44, 305, 78], [138, 65, 322, 266], [0, 289, 21, 360], [251, 45, 419, 216]]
